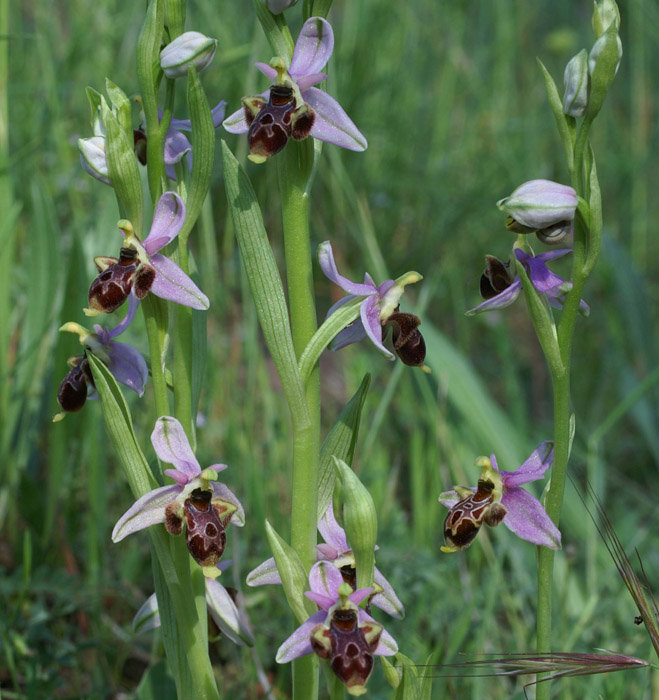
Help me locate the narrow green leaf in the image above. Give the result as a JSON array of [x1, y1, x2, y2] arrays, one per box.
[[318, 374, 370, 519], [105, 78, 132, 137], [584, 147, 602, 275], [251, 0, 294, 61], [178, 67, 215, 244], [537, 59, 575, 173], [298, 296, 362, 384], [265, 520, 313, 623], [85, 87, 103, 129], [333, 457, 376, 591], [103, 106, 144, 236], [221, 140, 310, 430], [393, 654, 421, 700], [86, 353, 156, 497]]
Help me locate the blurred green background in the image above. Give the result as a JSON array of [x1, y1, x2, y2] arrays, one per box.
[[2, 0, 659, 697]]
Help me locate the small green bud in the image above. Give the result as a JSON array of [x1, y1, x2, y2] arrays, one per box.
[[160, 31, 217, 79], [586, 25, 622, 120], [563, 49, 589, 117], [381, 656, 402, 689], [592, 0, 620, 38], [333, 457, 377, 591]]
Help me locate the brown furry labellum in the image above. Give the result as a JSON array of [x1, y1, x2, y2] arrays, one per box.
[[443, 478, 499, 551], [480, 255, 514, 300], [311, 608, 382, 692], [88, 247, 140, 314], [57, 356, 94, 413], [386, 311, 426, 367]]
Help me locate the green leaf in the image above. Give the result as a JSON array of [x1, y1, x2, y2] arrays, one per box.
[[265, 520, 313, 624], [251, 0, 294, 61], [221, 140, 310, 431], [135, 660, 177, 700], [85, 87, 103, 130], [584, 147, 602, 275], [178, 67, 215, 244], [103, 105, 144, 237], [392, 654, 421, 700], [333, 457, 376, 591], [86, 353, 156, 497], [537, 59, 574, 173], [318, 374, 370, 519], [164, 0, 186, 38], [105, 78, 132, 137], [298, 296, 362, 384]]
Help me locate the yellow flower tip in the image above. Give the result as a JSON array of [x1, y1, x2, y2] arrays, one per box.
[[201, 467, 218, 481], [202, 566, 222, 580], [83, 307, 102, 317], [337, 582, 353, 599], [59, 322, 91, 342], [419, 363, 431, 374], [440, 545, 460, 554], [248, 154, 268, 165], [475, 455, 492, 469], [52, 412, 67, 423], [394, 270, 423, 288], [346, 685, 368, 697], [117, 219, 133, 234]]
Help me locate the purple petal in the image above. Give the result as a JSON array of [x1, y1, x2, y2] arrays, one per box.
[[304, 87, 367, 151], [164, 129, 193, 177], [289, 17, 334, 78], [533, 249, 573, 263], [315, 543, 339, 560], [106, 294, 140, 339], [465, 279, 522, 315], [151, 416, 201, 480], [107, 340, 148, 396], [522, 256, 572, 297], [501, 487, 562, 550], [361, 295, 393, 359], [112, 484, 181, 542], [211, 482, 245, 526], [377, 279, 396, 297], [164, 469, 189, 485], [358, 611, 398, 656], [143, 192, 186, 254], [296, 72, 327, 91], [371, 567, 404, 619], [246, 557, 282, 586], [276, 610, 327, 663], [170, 100, 227, 131], [318, 241, 377, 296], [149, 254, 210, 310], [501, 441, 554, 487], [318, 502, 349, 551], [207, 463, 229, 475], [348, 587, 374, 606], [329, 321, 368, 351], [305, 591, 336, 609], [205, 578, 254, 646], [308, 560, 343, 600], [255, 62, 277, 79]]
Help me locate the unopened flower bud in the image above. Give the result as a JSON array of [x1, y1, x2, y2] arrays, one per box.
[[78, 136, 111, 186], [587, 25, 622, 119], [563, 49, 589, 117], [264, 0, 298, 13], [160, 32, 217, 79], [497, 179, 577, 230], [592, 0, 620, 38]]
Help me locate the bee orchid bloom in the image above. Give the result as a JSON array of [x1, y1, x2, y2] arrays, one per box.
[[467, 248, 590, 316], [85, 191, 209, 315], [439, 441, 562, 552], [318, 240, 426, 366], [112, 416, 244, 578], [246, 502, 404, 619], [223, 17, 367, 162], [276, 561, 398, 696]]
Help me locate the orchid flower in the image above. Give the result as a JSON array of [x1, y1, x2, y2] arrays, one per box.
[[132, 560, 254, 646], [55, 298, 147, 420], [85, 191, 209, 315], [466, 248, 590, 316], [223, 17, 367, 162], [247, 501, 404, 619], [276, 561, 398, 696], [439, 441, 562, 552], [112, 416, 244, 578], [498, 179, 578, 233], [318, 240, 426, 366]]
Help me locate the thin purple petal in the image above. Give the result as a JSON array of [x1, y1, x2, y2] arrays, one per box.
[[143, 192, 186, 255], [304, 87, 367, 151], [112, 484, 181, 542], [317, 502, 348, 551], [348, 587, 374, 606], [296, 72, 327, 91], [246, 557, 282, 586], [315, 543, 339, 560], [151, 416, 201, 480], [211, 482, 245, 526], [164, 129, 192, 167], [501, 487, 562, 550], [107, 340, 148, 396], [466, 279, 522, 315], [276, 610, 328, 663], [308, 560, 342, 600], [305, 591, 336, 609], [329, 321, 368, 351], [361, 295, 393, 359], [164, 469, 189, 485], [289, 17, 334, 78], [255, 62, 277, 79], [149, 254, 210, 310], [318, 241, 377, 296], [501, 441, 554, 487], [106, 294, 140, 339]]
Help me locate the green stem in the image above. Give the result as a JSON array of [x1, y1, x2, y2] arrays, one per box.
[[278, 141, 321, 700], [172, 240, 194, 441]]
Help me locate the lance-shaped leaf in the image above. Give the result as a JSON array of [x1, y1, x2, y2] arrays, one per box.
[[105, 79, 132, 137], [222, 141, 310, 431], [265, 520, 313, 624], [318, 374, 370, 520], [537, 59, 575, 173]]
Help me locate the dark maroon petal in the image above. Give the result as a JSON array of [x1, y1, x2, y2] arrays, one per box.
[[87, 261, 137, 313], [184, 489, 227, 567], [57, 364, 89, 413]]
